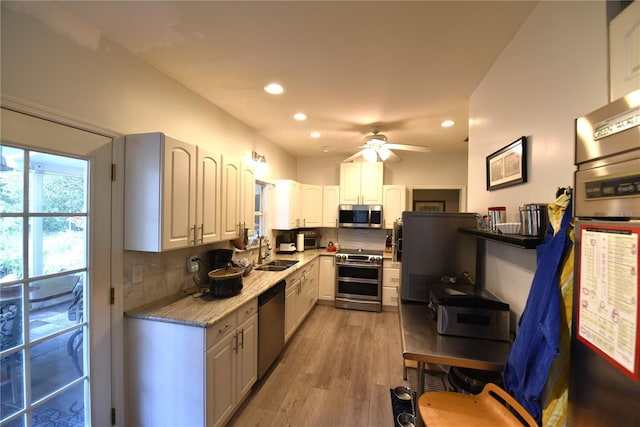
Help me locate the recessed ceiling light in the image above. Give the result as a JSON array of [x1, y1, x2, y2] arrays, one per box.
[[310, 131, 321, 138], [441, 120, 455, 127], [294, 113, 307, 121], [264, 83, 284, 95]]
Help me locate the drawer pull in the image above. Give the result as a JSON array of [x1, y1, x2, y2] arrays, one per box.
[[219, 324, 232, 335]]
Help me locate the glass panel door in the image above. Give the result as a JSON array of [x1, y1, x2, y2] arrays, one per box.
[[1, 146, 89, 425]]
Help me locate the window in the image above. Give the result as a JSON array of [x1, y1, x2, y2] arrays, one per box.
[[253, 181, 268, 240]]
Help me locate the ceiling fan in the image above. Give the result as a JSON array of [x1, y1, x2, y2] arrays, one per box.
[[343, 131, 430, 163]]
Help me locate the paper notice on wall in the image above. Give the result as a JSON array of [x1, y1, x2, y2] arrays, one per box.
[[577, 224, 639, 379]]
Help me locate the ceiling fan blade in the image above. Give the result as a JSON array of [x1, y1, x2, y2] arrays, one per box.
[[386, 143, 430, 153], [343, 149, 365, 162]]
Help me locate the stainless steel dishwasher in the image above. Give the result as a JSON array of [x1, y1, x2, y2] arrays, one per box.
[[258, 280, 285, 380]]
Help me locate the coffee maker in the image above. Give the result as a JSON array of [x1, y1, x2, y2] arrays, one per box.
[[209, 248, 233, 270]]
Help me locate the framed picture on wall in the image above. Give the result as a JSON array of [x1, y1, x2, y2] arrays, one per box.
[[413, 201, 445, 212], [486, 136, 527, 191]]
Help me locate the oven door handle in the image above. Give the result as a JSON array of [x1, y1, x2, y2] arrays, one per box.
[[336, 262, 381, 269]]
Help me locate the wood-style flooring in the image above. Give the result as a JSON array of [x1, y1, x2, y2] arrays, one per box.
[[228, 304, 409, 426]]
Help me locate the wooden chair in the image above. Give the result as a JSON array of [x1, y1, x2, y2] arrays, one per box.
[[418, 382, 537, 427]]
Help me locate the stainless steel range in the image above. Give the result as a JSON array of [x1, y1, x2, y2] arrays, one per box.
[[335, 248, 383, 312]]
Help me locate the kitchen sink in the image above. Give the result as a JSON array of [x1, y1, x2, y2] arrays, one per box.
[[255, 259, 299, 271]]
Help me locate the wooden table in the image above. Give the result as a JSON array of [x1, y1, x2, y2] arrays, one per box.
[[398, 299, 511, 426], [1, 275, 79, 303]]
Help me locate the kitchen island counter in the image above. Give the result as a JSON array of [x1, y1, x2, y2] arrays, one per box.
[[125, 250, 323, 328], [399, 299, 511, 397]]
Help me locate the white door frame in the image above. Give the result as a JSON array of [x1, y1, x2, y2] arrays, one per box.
[[406, 184, 467, 212], [1, 99, 125, 426]]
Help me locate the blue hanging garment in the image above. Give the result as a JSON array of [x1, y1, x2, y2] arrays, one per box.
[[503, 195, 573, 424]]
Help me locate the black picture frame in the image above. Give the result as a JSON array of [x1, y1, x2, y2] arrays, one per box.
[[486, 136, 527, 191]]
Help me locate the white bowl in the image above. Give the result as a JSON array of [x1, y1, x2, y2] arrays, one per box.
[[496, 222, 521, 234]]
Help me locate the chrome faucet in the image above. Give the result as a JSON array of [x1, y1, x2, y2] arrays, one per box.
[[258, 236, 264, 265], [257, 236, 271, 264]]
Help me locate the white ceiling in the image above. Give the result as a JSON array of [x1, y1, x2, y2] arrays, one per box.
[[56, 1, 538, 159]]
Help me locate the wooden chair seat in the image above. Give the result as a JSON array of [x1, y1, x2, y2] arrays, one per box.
[[418, 383, 537, 427]]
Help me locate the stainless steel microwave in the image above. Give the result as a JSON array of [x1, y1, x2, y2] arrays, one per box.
[[338, 204, 383, 228]]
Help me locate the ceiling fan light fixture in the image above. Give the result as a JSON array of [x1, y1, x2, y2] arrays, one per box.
[[377, 146, 391, 160], [363, 148, 378, 162]]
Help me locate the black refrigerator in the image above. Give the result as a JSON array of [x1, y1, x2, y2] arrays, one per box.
[[399, 211, 480, 302]]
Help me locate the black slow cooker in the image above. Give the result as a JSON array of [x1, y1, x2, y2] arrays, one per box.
[[207, 266, 243, 298]]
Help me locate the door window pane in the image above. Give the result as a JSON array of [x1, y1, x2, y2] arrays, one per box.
[[0, 145, 24, 214], [0, 349, 25, 419], [32, 381, 85, 426], [0, 217, 23, 281], [30, 328, 84, 402], [28, 152, 86, 214], [29, 217, 86, 277]]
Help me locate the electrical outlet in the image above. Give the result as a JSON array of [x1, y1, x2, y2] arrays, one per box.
[[187, 256, 200, 273], [132, 265, 144, 284]]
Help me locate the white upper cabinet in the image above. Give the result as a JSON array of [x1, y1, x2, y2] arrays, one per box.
[[339, 162, 383, 205], [382, 185, 406, 229], [196, 147, 222, 245], [300, 184, 323, 228], [322, 185, 340, 227], [221, 158, 241, 240], [272, 179, 301, 230], [125, 133, 199, 251]]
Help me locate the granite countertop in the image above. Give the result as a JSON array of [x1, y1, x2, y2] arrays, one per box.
[[125, 249, 333, 328]]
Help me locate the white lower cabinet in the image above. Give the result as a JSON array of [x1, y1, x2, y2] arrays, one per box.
[[206, 301, 257, 426], [383, 260, 400, 309], [285, 259, 318, 342], [318, 255, 336, 301], [126, 299, 257, 427]]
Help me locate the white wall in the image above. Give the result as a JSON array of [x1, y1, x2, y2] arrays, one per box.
[[1, 2, 297, 175], [468, 1, 609, 317]]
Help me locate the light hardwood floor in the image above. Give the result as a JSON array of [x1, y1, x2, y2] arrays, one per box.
[[228, 304, 409, 426]]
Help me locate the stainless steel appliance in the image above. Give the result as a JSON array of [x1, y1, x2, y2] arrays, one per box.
[[300, 230, 320, 249], [258, 280, 285, 380], [392, 218, 403, 262], [338, 204, 383, 228], [335, 248, 383, 312], [399, 212, 480, 303], [574, 89, 639, 219], [569, 90, 640, 426], [427, 283, 510, 342]]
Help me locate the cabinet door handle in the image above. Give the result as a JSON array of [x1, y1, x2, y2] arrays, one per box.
[[234, 332, 238, 354], [190, 224, 197, 245], [219, 324, 232, 336], [239, 328, 244, 349]]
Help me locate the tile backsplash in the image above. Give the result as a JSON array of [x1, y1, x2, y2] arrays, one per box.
[[123, 228, 389, 311], [123, 241, 260, 312]]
